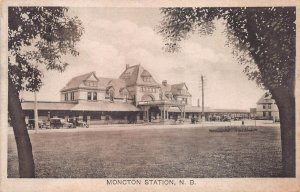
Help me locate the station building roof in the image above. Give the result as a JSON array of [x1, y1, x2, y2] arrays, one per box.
[[22, 101, 140, 112]]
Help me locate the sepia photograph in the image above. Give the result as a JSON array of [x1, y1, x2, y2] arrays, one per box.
[[1, 0, 299, 191]]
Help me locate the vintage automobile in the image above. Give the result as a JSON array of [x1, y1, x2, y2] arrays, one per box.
[[77, 120, 89, 128], [67, 118, 89, 128], [49, 118, 72, 129], [26, 119, 46, 129]]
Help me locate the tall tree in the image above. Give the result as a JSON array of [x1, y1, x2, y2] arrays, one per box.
[[158, 7, 295, 177], [8, 7, 84, 177]]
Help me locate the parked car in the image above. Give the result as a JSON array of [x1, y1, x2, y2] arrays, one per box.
[[26, 119, 46, 129], [221, 116, 231, 122], [254, 116, 272, 120], [77, 120, 89, 128], [49, 118, 66, 129], [67, 118, 89, 128]]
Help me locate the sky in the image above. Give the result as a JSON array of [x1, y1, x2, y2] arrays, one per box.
[[22, 7, 265, 110]]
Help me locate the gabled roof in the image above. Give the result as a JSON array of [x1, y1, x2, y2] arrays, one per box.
[[119, 64, 160, 87], [61, 72, 95, 92], [106, 79, 129, 99], [170, 83, 191, 96], [171, 83, 188, 90], [160, 84, 172, 93], [257, 92, 274, 104], [140, 70, 152, 77], [61, 72, 113, 92]]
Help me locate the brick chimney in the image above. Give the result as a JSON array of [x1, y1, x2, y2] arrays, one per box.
[[162, 80, 167, 86]]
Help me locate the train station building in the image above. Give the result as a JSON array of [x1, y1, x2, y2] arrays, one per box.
[[21, 64, 250, 124]]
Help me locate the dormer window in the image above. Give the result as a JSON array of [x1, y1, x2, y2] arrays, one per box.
[[141, 70, 152, 82], [85, 80, 97, 87], [143, 77, 150, 82]]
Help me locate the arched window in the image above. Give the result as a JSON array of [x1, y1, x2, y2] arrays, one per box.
[[141, 94, 154, 101], [106, 86, 115, 102], [109, 90, 114, 102]]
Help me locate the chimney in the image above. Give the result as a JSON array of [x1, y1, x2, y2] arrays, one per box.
[[126, 64, 130, 69], [162, 80, 167, 86]]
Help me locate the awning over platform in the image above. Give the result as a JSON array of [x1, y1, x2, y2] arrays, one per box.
[[168, 106, 249, 113], [22, 101, 76, 110], [70, 101, 140, 112], [22, 101, 140, 112]]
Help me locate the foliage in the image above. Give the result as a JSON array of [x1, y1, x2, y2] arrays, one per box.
[[8, 7, 84, 92], [158, 7, 295, 91]]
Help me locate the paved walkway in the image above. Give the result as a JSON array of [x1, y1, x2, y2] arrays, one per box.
[[7, 120, 280, 134]]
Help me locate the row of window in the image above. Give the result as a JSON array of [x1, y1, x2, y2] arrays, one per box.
[[141, 87, 157, 93], [85, 81, 97, 87], [262, 104, 272, 109], [65, 92, 75, 101], [64, 91, 130, 102], [263, 111, 272, 117], [87, 92, 97, 101], [142, 77, 151, 82]]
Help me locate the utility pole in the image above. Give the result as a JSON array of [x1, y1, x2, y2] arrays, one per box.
[[201, 75, 204, 121], [34, 91, 38, 132], [198, 75, 207, 122]]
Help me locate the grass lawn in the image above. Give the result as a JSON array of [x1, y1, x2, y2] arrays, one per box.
[[7, 126, 282, 178]]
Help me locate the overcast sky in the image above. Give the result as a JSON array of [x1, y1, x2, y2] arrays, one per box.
[[22, 7, 265, 110]]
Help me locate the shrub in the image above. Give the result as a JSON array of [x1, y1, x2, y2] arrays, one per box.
[[209, 126, 258, 133]]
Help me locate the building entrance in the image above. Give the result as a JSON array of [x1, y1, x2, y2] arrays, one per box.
[[148, 106, 160, 122]]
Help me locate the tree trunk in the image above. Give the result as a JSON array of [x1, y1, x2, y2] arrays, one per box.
[[270, 87, 295, 177], [8, 78, 35, 178]]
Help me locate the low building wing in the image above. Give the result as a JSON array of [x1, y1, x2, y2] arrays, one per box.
[[171, 83, 191, 96]]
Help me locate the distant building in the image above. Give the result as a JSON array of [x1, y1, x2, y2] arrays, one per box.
[[250, 108, 257, 119], [256, 92, 279, 121], [21, 64, 250, 125]]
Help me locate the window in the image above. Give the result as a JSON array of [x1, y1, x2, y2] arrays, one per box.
[[85, 81, 97, 87], [143, 77, 150, 82], [65, 93, 68, 101], [109, 92, 114, 102], [263, 112, 266, 117], [263, 105, 266, 109], [93, 92, 97, 101], [70, 92, 74, 101], [268, 112, 272, 116], [87, 92, 92, 100], [268, 104, 271, 109]]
